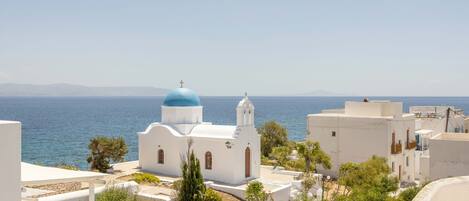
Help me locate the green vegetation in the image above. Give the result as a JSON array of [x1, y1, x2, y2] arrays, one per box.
[[56, 163, 79, 171], [395, 183, 426, 201], [332, 156, 399, 201], [87, 136, 128, 173], [204, 188, 223, 201], [258, 121, 330, 174], [258, 121, 288, 157], [132, 173, 160, 185], [293, 173, 317, 201], [96, 187, 136, 201], [297, 141, 331, 172], [245, 181, 271, 201]]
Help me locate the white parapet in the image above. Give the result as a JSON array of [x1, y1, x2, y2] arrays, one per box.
[[0, 120, 21, 201]]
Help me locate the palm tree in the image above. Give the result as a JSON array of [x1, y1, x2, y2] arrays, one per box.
[[296, 140, 331, 173]]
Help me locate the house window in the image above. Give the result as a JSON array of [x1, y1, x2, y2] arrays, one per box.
[[158, 149, 164, 164], [406, 156, 409, 167], [392, 162, 395, 172], [205, 151, 212, 170], [332, 131, 336, 137]]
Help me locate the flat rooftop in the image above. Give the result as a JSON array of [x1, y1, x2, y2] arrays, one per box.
[[431, 133, 469, 142], [308, 113, 414, 119]]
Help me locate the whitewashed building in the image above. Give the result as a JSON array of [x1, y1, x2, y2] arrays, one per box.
[[138, 84, 260, 185], [0, 120, 21, 201], [307, 100, 416, 182]]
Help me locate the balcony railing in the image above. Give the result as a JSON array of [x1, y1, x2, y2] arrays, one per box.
[[391, 143, 402, 154], [406, 141, 417, 150]]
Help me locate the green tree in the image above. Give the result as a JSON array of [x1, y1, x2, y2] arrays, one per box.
[[87, 136, 128, 173], [270, 146, 291, 168], [175, 139, 206, 201], [334, 156, 399, 201], [245, 181, 271, 201], [258, 121, 288, 157], [296, 141, 331, 172]]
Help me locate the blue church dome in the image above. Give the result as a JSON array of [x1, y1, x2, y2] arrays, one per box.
[[163, 88, 201, 107]]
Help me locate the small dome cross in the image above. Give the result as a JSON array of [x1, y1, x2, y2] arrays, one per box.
[[179, 80, 184, 88]]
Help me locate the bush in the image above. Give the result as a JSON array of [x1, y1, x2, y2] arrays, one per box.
[[96, 187, 136, 201], [132, 173, 160, 184], [204, 188, 222, 201], [56, 163, 79, 171], [87, 136, 128, 173], [245, 181, 270, 201], [398, 185, 424, 201]]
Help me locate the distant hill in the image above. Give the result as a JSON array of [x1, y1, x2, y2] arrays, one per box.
[[0, 83, 170, 96], [294, 90, 353, 97]]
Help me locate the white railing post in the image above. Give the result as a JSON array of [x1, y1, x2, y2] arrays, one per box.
[[89, 181, 95, 201]]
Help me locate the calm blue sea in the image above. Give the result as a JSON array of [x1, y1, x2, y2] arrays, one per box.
[[1, 96, 468, 169]]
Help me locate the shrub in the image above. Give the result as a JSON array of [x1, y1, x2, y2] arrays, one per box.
[[56, 163, 79, 171], [132, 173, 160, 184], [87, 136, 128, 173], [245, 181, 270, 201], [398, 185, 425, 201], [96, 187, 136, 201], [204, 188, 222, 201]]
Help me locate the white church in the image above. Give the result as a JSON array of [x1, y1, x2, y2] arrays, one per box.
[[138, 82, 260, 185]]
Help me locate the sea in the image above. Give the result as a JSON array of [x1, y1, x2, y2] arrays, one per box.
[[1, 96, 468, 169]]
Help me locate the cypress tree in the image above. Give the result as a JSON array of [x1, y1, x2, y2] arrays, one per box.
[[176, 139, 206, 201]]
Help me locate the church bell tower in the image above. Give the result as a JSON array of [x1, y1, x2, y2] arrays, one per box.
[[236, 92, 255, 127]]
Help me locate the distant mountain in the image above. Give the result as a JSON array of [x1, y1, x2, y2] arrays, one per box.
[[294, 90, 353, 97], [0, 83, 170, 96]]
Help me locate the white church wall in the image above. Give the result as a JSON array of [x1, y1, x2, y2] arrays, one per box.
[[230, 127, 261, 184], [139, 125, 186, 177], [191, 137, 238, 184], [161, 106, 203, 125], [0, 121, 21, 201]]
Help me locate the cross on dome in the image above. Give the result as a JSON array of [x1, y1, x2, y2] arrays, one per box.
[[179, 80, 184, 88]]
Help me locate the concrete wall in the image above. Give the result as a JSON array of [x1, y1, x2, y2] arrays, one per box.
[[345, 101, 403, 116], [0, 121, 21, 201], [419, 154, 430, 182], [429, 134, 469, 180], [414, 176, 469, 201]]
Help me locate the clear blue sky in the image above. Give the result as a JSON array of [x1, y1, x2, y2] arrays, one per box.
[[1, 1, 468, 96]]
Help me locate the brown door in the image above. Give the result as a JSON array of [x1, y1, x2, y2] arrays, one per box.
[[245, 147, 251, 178]]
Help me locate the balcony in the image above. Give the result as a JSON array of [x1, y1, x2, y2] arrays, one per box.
[[391, 143, 402, 154], [406, 141, 417, 150]]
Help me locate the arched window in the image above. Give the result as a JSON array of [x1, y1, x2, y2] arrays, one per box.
[[205, 151, 212, 170], [392, 132, 396, 144], [158, 149, 164, 164]]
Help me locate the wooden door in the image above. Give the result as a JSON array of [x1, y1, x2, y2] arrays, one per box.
[[245, 147, 251, 178]]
